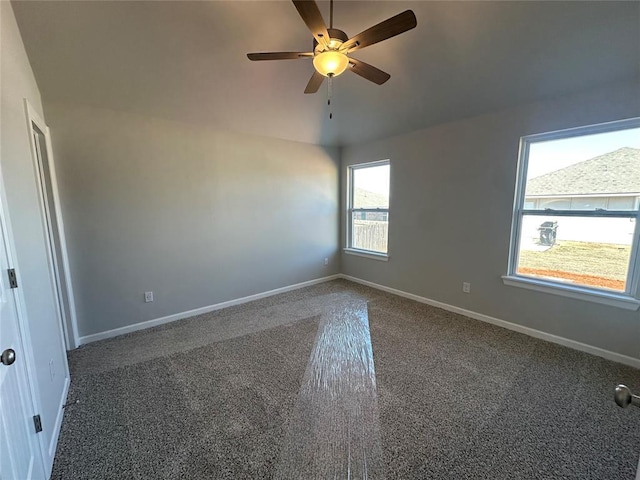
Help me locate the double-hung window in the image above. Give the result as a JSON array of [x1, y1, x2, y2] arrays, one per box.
[[504, 118, 640, 309], [346, 160, 390, 258]]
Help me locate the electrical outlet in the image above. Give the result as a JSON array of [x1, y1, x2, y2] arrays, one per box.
[[49, 359, 55, 382], [324, 257, 329, 266], [462, 282, 471, 294], [144, 291, 154, 303]]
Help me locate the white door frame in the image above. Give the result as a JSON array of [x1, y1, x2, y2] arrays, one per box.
[[24, 99, 80, 350], [0, 129, 46, 479]]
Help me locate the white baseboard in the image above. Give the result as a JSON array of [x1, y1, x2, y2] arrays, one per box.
[[45, 375, 70, 478], [339, 274, 640, 369], [76, 272, 639, 369], [77, 275, 341, 345]]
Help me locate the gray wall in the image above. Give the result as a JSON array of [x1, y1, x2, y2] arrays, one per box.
[[1, 2, 69, 468], [45, 102, 340, 339], [341, 81, 640, 360]]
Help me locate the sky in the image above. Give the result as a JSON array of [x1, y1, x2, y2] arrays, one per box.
[[354, 164, 390, 196], [527, 126, 640, 180]]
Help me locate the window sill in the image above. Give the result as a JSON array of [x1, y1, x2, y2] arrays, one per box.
[[343, 248, 389, 261], [501, 275, 640, 311]]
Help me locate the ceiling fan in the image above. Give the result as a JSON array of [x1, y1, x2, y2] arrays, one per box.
[[247, 0, 417, 94]]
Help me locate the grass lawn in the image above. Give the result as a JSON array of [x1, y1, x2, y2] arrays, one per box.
[[517, 240, 631, 291]]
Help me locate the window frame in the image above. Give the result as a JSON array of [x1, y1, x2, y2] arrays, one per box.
[[504, 117, 640, 310], [345, 159, 390, 260]]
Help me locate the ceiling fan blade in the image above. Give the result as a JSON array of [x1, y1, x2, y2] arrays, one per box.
[[341, 10, 417, 52], [292, 1, 330, 47], [304, 71, 325, 94], [348, 58, 391, 85], [247, 52, 313, 61]]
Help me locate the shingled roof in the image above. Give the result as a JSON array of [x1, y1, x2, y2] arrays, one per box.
[[526, 147, 640, 196]]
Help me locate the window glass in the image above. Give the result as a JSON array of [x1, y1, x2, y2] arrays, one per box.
[[349, 162, 390, 254], [570, 197, 607, 210], [510, 120, 640, 294], [608, 197, 636, 210], [351, 212, 389, 253], [538, 198, 571, 210], [523, 130, 640, 211], [516, 215, 633, 292], [352, 164, 389, 209]]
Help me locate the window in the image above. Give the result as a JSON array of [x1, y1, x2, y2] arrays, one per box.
[[346, 160, 390, 258], [505, 118, 640, 309]]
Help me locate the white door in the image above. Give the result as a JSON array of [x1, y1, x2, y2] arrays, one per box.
[[0, 195, 45, 479]]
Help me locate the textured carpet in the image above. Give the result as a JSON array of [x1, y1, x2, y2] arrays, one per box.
[[53, 279, 640, 479]]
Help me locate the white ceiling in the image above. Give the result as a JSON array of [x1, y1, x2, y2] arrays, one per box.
[[12, 1, 640, 147]]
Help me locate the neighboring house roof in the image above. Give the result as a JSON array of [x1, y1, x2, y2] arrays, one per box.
[[354, 188, 388, 208], [526, 147, 640, 197]]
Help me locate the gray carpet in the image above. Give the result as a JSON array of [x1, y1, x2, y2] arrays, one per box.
[[53, 279, 640, 479]]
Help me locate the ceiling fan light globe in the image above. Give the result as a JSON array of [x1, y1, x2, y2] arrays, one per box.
[[313, 51, 349, 77]]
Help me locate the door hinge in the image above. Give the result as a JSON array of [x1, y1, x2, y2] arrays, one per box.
[[33, 414, 42, 433], [7, 269, 18, 289]]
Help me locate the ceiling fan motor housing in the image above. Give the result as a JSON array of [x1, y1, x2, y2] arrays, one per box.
[[313, 28, 349, 53]]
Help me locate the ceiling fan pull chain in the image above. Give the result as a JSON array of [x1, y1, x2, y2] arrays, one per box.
[[328, 74, 333, 119]]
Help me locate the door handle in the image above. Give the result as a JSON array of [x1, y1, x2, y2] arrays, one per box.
[[1, 348, 16, 366], [614, 385, 640, 409]]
